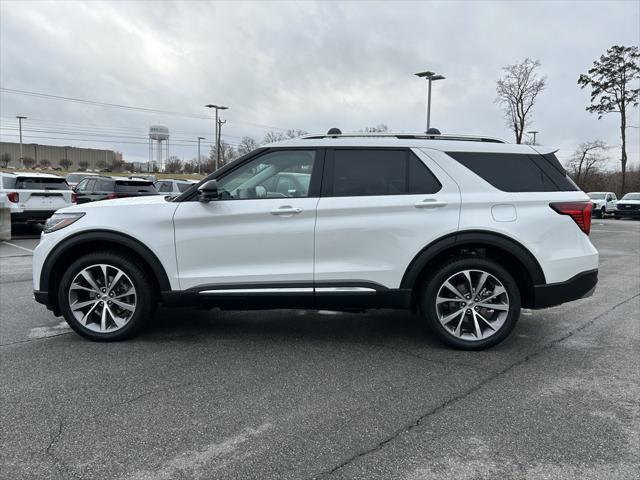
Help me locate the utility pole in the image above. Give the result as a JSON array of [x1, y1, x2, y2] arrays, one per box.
[[204, 104, 228, 171], [528, 130, 539, 145], [217, 118, 226, 166], [197, 136, 205, 175], [16, 116, 27, 166], [414, 71, 445, 132]]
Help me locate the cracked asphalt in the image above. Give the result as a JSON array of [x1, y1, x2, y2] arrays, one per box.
[[1, 219, 639, 480]]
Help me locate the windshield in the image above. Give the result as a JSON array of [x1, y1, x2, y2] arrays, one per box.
[[588, 193, 606, 200], [621, 193, 640, 201], [114, 181, 157, 193], [15, 177, 70, 190]]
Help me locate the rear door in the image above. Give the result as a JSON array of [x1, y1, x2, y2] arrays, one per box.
[[314, 148, 460, 289], [14, 176, 73, 211]]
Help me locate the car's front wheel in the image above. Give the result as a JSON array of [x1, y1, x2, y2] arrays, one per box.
[[58, 251, 157, 341], [420, 257, 521, 350]]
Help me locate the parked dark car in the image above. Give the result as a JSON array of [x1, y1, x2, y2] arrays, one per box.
[[74, 176, 158, 204]]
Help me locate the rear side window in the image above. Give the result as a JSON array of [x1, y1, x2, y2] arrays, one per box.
[[115, 181, 157, 193], [446, 152, 579, 192], [177, 182, 191, 192], [326, 149, 441, 197], [15, 177, 69, 190], [156, 181, 172, 193]]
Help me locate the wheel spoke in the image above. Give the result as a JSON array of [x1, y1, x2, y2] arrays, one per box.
[[70, 284, 96, 293], [471, 312, 483, 339], [100, 304, 108, 331], [107, 271, 124, 293], [477, 302, 509, 311], [106, 305, 125, 328], [436, 296, 458, 305], [110, 298, 135, 312], [453, 310, 466, 337], [476, 311, 496, 331], [462, 270, 473, 293], [440, 307, 465, 326], [479, 286, 506, 304], [100, 265, 109, 289], [113, 288, 135, 299], [443, 281, 466, 300], [80, 270, 101, 292], [71, 299, 98, 311], [80, 301, 100, 325], [474, 272, 489, 296]]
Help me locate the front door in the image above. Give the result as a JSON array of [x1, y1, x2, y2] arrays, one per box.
[[173, 149, 322, 290]]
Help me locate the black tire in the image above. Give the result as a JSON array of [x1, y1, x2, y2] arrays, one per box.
[[613, 216, 621, 220], [58, 251, 157, 341], [419, 257, 521, 350], [599, 207, 606, 219]]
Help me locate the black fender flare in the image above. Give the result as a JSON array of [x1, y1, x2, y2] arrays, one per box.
[[40, 230, 172, 292], [400, 230, 546, 289]]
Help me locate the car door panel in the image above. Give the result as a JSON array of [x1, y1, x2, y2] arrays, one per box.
[[314, 148, 460, 289]]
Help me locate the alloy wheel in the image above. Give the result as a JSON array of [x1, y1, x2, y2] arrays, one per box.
[[68, 264, 137, 333], [435, 269, 510, 341]]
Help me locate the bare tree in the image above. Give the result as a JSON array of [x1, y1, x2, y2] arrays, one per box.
[[578, 45, 639, 194], [263, 131, 287, 144], [285, 129, 308, 139], [39, 159, 51, 169], [58, 158, 72, 170], [165, 156, 183, 174], [238, 136, 259, 156], [96, 159, 107, 170], [360, 124, 389, 133], [567, 140, 609, 186], [182, 162, 195, 175], [23, 156, 36, 169], [111, 159, 125, 172], [78, 160, 89, 170], [0, 153, 11, 168], [496, 58, 547, 144]]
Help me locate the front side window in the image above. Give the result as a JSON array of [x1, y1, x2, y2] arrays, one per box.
[[327, 149, 441, 197], [216, 150, 316, 200]]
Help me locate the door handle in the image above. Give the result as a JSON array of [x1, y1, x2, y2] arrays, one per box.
[[414, 199, 447, 209], [271, 206, 302, 215]]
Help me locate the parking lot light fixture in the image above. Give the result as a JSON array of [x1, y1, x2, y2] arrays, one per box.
[[204, 104, 229, 171], [415, 71, 445, 132]]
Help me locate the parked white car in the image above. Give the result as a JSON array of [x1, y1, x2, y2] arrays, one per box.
[[154, 178, 197, 194], [1, 172, 74, 223], [587, 191, 617, 218], [32, 130, 598, 350], [613, 192, 640, 219]]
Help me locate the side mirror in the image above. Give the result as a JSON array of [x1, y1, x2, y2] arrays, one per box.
[[198, 179, 219, 203]]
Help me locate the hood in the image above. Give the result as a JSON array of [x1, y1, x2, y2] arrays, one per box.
[[616, 199, 640, 205], [61, 194, 169, 212]]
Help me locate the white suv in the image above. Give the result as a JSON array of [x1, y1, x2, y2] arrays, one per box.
[[32, 132, 599, 349], [1, 172, 74, 223]]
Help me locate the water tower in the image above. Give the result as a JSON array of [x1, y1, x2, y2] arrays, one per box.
[[148, 125, 170, 171]]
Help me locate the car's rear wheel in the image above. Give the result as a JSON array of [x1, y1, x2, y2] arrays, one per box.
[[420, 257, 521, 350], [58, 251, 156, 341], [600, 207, 606, 218]]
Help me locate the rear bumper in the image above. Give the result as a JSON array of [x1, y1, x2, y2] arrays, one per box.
[[12, 210, 56, 222], [531, 269, 598, 309]]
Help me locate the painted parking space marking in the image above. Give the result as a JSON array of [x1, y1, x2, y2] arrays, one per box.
[[1, 241, 34, 253]]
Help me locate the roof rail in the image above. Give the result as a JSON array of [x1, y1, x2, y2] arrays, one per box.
[[299, 132, 507, 143]]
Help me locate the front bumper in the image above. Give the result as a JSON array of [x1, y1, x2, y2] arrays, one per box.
[[531, 269, 598, 309], [614, 208, 640, 217]]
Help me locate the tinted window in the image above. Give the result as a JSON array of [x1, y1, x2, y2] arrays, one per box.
[[15, 177, 69, 190], [114, 181, 157, 193], [156, 181, 172, 193], [446, 152, 579, 192], [85, 179, 97, 191], [75, 179, 88, 191], [328, 149, 440, 197], [96, 179, 113, 191], [217, 150, 316, 199], [177, 182, 192, 192]]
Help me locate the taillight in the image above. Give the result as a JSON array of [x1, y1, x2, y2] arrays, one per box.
[[105, 193, 118, 200], [550, 201, 593, 235], [6, 192, 19, 203], [71, 192, 77, 203]]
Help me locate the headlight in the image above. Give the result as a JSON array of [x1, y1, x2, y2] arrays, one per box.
[[43, 212, 85, 234]]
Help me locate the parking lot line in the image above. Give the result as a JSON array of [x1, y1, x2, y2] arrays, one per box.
[[1, 241, 34, 253]]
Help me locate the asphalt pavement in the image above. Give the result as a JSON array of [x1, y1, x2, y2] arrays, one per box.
[[1, 219, 638, 480]]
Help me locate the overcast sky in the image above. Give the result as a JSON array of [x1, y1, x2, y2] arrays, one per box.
[[1, 0, 639, 166]]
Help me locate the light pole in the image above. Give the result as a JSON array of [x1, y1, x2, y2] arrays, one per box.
[[528, 130, 539, 145], [16, 115, 27, 166], [197, 136, 205, 175], [414, 71, 445, 132], [204, 104, 229, 171]]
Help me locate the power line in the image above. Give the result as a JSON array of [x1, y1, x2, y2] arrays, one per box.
[[0, 88, 291, 131]]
